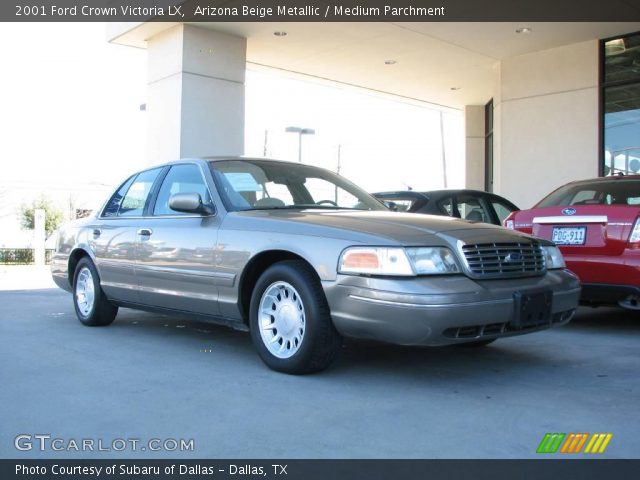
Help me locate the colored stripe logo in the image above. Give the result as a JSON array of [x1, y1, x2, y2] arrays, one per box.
[[584, 433, 613, 454], [537, 433, 613, 454]]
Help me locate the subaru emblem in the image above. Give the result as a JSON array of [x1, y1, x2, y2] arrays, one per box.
[[562, 207, 576, 216]]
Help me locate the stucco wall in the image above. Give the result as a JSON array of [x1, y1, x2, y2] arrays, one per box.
[[494, 40, 599, 209]]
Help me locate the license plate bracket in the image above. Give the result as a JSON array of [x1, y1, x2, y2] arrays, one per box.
[[551, 226, 586, 245], [511, 290, 553, 329]]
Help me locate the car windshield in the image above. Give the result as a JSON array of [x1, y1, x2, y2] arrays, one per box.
[[209, 159, 386, 211], [536, 179, 640, 207]]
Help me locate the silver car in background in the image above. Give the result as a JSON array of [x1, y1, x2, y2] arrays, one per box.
[[51, 158, 580, 373]]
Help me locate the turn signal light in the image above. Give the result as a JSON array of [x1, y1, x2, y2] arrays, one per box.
[[341, 251, 380, 269]]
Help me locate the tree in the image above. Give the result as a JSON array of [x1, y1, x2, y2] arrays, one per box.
[[20, 197, 64, 237]]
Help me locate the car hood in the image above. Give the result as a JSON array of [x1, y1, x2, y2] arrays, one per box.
[[226, 209, 538, 246]]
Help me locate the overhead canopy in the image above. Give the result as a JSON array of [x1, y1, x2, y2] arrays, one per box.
[[108, 21, 640, 109]]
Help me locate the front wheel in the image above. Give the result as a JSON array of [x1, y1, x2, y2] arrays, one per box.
[[249, 260, 342, 374], [73, 257, 118, 326]]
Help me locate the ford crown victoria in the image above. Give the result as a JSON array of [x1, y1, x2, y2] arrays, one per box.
[[52, 158, 580, 373]]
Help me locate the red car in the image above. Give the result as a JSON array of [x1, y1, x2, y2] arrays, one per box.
[[504, 175, 640, 310]]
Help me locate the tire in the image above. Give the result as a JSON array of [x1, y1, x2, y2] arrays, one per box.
[[249, 260, 342, 374], [72, 257, 118, 326]]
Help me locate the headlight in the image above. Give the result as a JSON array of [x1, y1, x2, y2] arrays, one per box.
[[542, 245, 566, 269], [338, 247, 413, 276], [405, 247, 460, 275], [338, 246, 460, 276]]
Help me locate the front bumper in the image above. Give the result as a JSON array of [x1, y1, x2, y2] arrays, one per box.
[[323, 270, 580, 346]]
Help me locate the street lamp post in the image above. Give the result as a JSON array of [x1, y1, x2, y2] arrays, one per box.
[[285, 126, 315, 162]]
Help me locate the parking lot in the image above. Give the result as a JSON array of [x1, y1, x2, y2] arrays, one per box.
[[1, 267, 638, 459]]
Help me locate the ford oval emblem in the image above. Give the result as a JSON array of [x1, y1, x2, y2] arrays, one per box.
[[562, 207, 577, 216], [504, 252, 523, 263]]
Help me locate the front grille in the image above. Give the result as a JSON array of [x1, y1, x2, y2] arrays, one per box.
[[461, 241, 545, 278], [442, 311, 572, 340]]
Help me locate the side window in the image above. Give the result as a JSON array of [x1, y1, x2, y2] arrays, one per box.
[[102, 176, 135, 217], [491, 200, 515, 224], [437, 196, 455, 217], [457, 196, 489, 223], [153, 164, 213, 216], [388, 199, 414, 212], [118, 168, 162, 217]]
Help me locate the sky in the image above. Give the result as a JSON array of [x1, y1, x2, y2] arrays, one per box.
[[0, 22, 464, 244]]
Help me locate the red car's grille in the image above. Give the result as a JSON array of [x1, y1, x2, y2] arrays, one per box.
[[461, 242, 546, 279]]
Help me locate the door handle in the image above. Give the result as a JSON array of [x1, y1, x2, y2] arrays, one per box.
[[92, 229, 101, 238], [137, 228, 153, 236]]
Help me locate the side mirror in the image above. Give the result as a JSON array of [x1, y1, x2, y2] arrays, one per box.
[[168, 192, 214, 215]]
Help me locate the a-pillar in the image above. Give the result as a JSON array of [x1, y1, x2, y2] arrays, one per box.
[[146, 24, 246, 164]]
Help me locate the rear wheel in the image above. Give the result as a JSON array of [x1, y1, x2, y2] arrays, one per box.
[[249, 260, 342, 374], [73, 257, 118, 326]]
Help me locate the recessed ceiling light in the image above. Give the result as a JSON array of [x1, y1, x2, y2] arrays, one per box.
[[450, 87, 461, 91], [516, 27, 532, 34], [273, 31, 287, 37], [384, 60, 397, 65]]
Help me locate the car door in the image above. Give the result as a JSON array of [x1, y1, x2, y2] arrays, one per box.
[[134, 163, 224, 316], [90, 167, 163, 303]]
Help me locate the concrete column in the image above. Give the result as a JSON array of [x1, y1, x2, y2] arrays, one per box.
[[146, 25, 246, 164], [464, 105, 485, 191]]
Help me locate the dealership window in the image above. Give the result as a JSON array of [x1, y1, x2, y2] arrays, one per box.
[[602, 32, 640, 176]]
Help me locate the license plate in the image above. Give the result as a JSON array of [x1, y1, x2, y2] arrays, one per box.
[[511, 290, 553, 329], [551, 226, 586, 245]]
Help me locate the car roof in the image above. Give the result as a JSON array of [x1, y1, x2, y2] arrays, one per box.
[[565, 175, 640, 185], [373, 190, 429, 198], [373, 189, 507, 198], [373, 189, 519, 209], [168, 156, 303, 166]]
